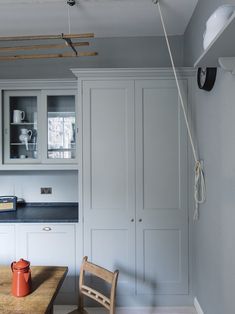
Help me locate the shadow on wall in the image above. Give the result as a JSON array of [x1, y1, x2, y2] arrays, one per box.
[[75, 266, 157, 309], [115, 263, 157, 311]]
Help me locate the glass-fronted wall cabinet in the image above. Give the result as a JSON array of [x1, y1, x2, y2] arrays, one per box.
[[42, 90, 77, 163], [4, 90, 40, 163], [3, 89, 77, 165]]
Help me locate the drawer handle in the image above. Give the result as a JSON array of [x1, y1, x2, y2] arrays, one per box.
[[42, 227, 52, 231]]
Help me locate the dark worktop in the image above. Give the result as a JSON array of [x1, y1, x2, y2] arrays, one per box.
[[0, 202, 78, 223]]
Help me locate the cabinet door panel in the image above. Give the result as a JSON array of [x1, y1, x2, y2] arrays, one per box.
[[83, 83, 133, 211], [142, 87, 180, 209], [82, 80, 135, 295], [18, 224, 76, 294], [4, 90, 41, 164], [135, 79, 188, 295], [89, 228, 132, 295], [0, 225, 15, 264], [41, 90, 78, 164]]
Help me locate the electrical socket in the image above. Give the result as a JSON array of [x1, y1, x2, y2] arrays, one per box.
[[40, 187, 52, 194]]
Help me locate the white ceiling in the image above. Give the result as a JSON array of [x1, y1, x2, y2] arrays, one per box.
[[0, 0, 198, 37]]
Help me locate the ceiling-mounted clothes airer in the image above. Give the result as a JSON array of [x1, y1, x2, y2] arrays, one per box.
[[153, 0, 206, 220], [0, 0, 97, 61]]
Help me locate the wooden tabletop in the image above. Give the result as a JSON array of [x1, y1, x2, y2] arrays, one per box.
[[0, 265, 68, 314]]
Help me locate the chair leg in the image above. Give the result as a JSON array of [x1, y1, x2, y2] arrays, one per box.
[[46, 306, 53, 314]]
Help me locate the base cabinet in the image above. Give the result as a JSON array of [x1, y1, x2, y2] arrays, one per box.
[[73, 68, 192, 306], [0, 225, 15, 264], [0, 223, 78, 304], [18, 223, 77, 303]]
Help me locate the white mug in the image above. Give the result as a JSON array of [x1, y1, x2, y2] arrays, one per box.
[[13, 110, 25, 123]]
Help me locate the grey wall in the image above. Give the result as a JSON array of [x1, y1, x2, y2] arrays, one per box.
[[0, 170, 78, 202], [0, 36, 184, 79], [191, 68, 235, 314], [185, 1, 235, 313]]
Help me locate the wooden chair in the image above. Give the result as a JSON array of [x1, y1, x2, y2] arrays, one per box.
[[69, 256, 119, 314]]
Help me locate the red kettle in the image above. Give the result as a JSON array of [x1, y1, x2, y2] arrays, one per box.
[[11, 258, 32, 297]]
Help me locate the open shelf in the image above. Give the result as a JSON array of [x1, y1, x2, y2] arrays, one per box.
[[194, 12, 235, 68], [48, 148, 76, 151], [10, 143, 36, 146], [10, 122, 36, 125]]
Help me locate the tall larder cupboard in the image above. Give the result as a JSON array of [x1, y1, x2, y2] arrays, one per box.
[[72, 68, 194, 306]]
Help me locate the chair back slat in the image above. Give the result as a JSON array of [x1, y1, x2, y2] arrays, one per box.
[[78, 256, 119, 314], [81, 284, 110, 310], [83, 261, 114, 284]]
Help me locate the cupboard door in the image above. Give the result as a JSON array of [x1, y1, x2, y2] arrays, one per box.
[[82, 80, 135, 296], [41, 90, 78, 164], [4, 90, 41, 164], [135, 79, 189, 295], [18, 224, 77, 302], [0, 224, 15, 264]]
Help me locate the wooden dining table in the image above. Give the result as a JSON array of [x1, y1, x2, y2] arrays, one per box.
[[0, 265, 68, 314]]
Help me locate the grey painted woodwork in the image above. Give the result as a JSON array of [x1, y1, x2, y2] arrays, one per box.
[[82, 80, 136, 297], [0, 225, 15, 264], [80, 72, 189, 304], [18, 224, 77, 304], [135, 80, 188, 295], [3, 88, 78, 168]]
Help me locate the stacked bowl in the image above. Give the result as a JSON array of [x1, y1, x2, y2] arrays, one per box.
[[203, 5, 235, 50]]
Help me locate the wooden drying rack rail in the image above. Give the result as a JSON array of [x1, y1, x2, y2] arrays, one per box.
[[0, 33, 98, 60]]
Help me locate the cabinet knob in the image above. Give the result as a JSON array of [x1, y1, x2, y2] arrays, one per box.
[[131, 218, 134, 222], [138, 219, 142, 222], [42, 227, 52, 231]]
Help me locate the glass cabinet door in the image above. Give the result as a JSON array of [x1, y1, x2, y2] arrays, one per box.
[[46, 93, 77, 161], [4, 91, 40, 163]]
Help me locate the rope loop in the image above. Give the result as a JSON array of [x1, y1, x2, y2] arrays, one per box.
[[194, 160, 206, 220], [155, 0, 206, 221]]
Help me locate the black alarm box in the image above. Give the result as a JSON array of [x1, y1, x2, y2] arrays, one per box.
[[0, 196, 17, 212]]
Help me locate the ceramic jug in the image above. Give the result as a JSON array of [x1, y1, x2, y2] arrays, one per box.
[[11, 258, 31, 297], [13, 110, 25, 124], [19, 128, 32, 151]]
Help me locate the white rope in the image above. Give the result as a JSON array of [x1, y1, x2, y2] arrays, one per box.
[[155, 0, 206, 220], [194, 161, 206, 220], [67, 4, 71, 34]]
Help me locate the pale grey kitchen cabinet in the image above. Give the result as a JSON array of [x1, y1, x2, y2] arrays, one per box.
[[0, 224, 15, 264], [4, 90, 41, 164], [41, 90, 77, 164], [2, 88, 78, 169], [81, 79, 136, 298], [73, 68, 192, 305], [135, 79, 188, 296], [18, 223, 78, 304]]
